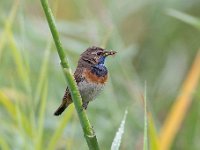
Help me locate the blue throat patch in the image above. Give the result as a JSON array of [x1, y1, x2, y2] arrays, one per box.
[[98, 56, 106, 65], [91, 56, 108, 77]]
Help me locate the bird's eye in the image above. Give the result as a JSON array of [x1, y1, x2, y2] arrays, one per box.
[[96, 52, 102, 56]]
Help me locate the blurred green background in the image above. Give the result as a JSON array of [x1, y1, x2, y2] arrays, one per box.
[[1, 0, 200, 150]]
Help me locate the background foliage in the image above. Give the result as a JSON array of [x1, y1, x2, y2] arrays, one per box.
[[0, 0, 200, 149]]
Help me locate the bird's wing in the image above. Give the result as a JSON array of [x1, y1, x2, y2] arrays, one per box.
[[74, 67, 84, 83], [54, 68, 84, 116], [62, 67, 84, 104]]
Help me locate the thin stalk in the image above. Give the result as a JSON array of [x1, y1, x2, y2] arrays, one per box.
[[40, 0, 100, 149], [143, 82, 148, 150]]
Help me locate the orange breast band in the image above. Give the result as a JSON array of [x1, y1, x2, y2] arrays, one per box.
[[83, 69, 108, 84]]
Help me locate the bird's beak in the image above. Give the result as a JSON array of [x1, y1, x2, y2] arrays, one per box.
[[103, 50, 117, 57]]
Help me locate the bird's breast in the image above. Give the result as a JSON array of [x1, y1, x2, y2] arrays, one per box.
[[78, 79, 104, 102], [83, 68, 108, 84], [77, 68, 108, 102]]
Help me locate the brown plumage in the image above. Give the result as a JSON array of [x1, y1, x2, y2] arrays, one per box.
[[54, 46, 116, 116]]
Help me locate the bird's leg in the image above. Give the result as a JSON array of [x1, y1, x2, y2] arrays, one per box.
[[82, 101, 89, 110]]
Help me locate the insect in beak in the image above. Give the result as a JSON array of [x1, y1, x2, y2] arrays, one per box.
[[103, 50, 117, 57]]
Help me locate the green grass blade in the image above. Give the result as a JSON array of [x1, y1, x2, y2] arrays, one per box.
[[0, 0, 20, 59], [0, 91, 16, 117], [47, 106, 74, 150], [7, 31, 36, 135], [148, 113, 159, 150], [7, 31, 31, 93], [34, 40, 51, 107], [0, 90, 33, 148], [34, 0, 58, 107], [143, 82, 148, 150], [166, 9, 200, 31], [111, 109, 128, 150], [15, 101, 30, 149], [36, 80, 48, 150]]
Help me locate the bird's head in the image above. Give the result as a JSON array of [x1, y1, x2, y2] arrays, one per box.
[[79, 46, 116, 67]]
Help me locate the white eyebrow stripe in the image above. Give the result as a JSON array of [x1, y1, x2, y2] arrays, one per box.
[[91, 50, 103, 55]]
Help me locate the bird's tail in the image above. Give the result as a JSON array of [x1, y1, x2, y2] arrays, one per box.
[[54, 88, 72, 116], [54, 103, 67, 116]]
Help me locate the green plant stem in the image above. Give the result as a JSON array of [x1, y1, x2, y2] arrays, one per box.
[[40, 0, 100, 149]]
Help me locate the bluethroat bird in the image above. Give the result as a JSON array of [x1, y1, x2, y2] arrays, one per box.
[[54, 46, 116, 116]]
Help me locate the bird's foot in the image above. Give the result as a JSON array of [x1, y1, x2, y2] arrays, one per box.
[[82, 102, 89, 110]]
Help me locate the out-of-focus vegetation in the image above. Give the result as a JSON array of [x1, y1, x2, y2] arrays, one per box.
[[1, 0, 200, 150]]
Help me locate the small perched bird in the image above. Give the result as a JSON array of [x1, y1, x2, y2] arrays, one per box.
[[54, 46, 116, 116]]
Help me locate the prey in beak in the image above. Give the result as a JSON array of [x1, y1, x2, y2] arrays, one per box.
[[103, 50, 117, 57]]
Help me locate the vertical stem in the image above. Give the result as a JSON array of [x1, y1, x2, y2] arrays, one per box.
[[40, 0, 100, 149]]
